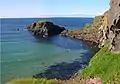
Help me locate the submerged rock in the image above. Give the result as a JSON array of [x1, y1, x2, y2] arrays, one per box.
[[33, 61, 83, 80], [27, 21, 65, 38]]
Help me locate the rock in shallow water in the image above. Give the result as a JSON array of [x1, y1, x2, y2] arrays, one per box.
[[33, 61, 85, 80], [27, 21, 65, 38]]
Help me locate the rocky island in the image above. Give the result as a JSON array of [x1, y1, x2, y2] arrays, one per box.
[[27, 21, 65, 38]]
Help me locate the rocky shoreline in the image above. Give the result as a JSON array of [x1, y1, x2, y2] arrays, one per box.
[[60, 15, 104, 47]]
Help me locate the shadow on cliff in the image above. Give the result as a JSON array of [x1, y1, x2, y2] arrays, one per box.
[[33, 52, 93, 80]]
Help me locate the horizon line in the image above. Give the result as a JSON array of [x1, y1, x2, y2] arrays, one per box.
[[0, 16, 95, 19], [0, 13, 104, 18], [0, 15, 97, 19]]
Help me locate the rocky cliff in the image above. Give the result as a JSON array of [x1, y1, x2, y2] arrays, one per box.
[[61, 0, 120, 53], [107, 0, 120, 52], [88, 0, 120, 52]]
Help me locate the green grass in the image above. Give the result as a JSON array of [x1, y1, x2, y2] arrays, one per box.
[[81, 45, 120, 84], [83, 16, 102, 29], [7, 78, 61, 84]]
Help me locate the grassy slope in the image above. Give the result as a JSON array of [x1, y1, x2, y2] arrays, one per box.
[[81, 45, 120, 84], [7, 78, 61, 84]]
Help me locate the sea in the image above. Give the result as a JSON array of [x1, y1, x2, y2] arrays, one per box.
[[1, 18, 96, 83]]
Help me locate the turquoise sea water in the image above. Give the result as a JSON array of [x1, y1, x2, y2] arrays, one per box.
[[1, 18, 95, 83]]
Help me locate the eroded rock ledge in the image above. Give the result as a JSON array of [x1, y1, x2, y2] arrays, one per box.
[[27, 21, 65, 38]]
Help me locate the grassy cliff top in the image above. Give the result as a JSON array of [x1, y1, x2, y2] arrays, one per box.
[[81, 45, 120, 84]]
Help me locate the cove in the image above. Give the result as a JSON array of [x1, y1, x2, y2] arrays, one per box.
[[1, 18, 97, 83]]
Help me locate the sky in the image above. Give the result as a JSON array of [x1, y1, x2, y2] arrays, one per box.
[[0, 0, 110, 18]]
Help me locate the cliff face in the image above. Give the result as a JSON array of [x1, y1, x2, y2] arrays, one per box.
[[107, 0, 120, 52], [90, 0, 120, 52], [98, 12, 109, 47]]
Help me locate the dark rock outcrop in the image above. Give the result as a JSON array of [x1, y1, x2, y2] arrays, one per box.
[[27, 21, 65, 38], [33, 61, 82, 80]]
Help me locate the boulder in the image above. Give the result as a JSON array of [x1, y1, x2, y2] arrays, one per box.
[[27, 21, 65, 38]]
